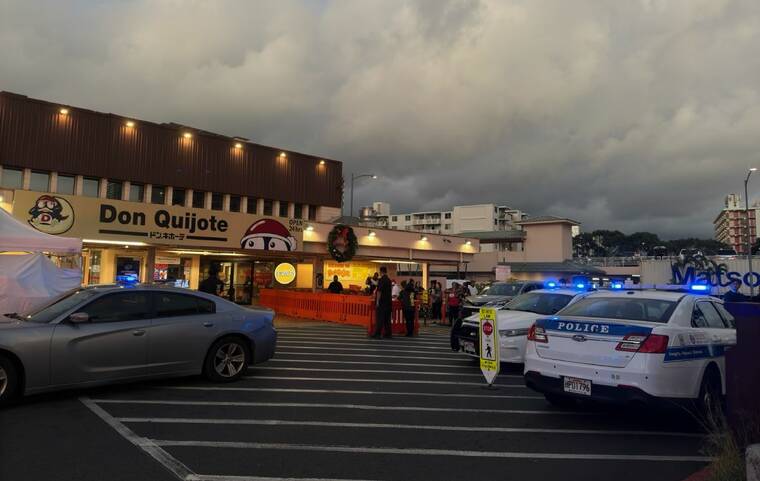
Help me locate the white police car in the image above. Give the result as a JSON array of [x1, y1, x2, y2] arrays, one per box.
[[523, 287, 737, 412], [452, 288, 591, 363]]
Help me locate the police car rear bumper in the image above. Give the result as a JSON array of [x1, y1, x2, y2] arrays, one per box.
[[524, 371, 656, 404]]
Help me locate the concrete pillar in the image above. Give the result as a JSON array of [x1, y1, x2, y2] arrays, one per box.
[[165, 186, 173, 206], [144, 247, 156, 283], [49, 172, 58, 193], [257, 198, 265, 215], [190, 255, 201, 290], [241, 196, 248, 214], [223, 194, 231, 211], [99, 179, 108, 198], [287, 202, 295, 219], [22, 169, 31, 189], [422, 262, 429, 290], [145, 184, 153, 204], [273, 200, 281, 217], [185, 189, 194, 208], [122, 181, 131, 201]]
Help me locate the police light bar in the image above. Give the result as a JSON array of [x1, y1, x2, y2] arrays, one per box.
[[610, 282, 624, 290], [690, 284, 709, 292], [545, 281, 558, 289]]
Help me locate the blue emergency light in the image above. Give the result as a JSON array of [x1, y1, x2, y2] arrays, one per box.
[[575, 283, 586, 289], [690, 284, 709, 292], [116, 274, 139, 286], [611, 282, 624, 290], [545, 281, 558, 288]]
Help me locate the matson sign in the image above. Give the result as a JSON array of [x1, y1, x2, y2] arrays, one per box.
[[13, 190, 304, 252], [641, 259, 760, 290]]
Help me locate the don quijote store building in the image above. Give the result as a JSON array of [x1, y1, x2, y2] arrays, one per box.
[[0, 91, 478, 304]]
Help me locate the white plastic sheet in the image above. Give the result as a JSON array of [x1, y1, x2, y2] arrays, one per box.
[[0, 253, 82, 315]]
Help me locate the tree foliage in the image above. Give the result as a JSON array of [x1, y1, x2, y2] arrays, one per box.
[[573, 230, 731, 257]]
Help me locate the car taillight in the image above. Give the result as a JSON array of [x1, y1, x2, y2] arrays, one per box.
[[615, 334, 669, 354], [527, 324, 548, 343]]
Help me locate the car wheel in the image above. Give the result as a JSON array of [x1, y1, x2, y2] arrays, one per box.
[[544, 393, 576, 409], [696, 369, 723, 418], [0, 355, 20, 406], [203, 337, 251, 383]]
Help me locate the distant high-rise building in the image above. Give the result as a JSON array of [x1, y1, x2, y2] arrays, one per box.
[[714, 193, 759, 254]]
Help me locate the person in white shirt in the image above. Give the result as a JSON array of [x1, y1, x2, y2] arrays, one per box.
[[467, 282, 477, 296], [391, 280, 400, 300]]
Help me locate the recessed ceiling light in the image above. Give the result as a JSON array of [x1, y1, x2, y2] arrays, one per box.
[[59, 108, 69, 115], [183, 132, 192, 139]]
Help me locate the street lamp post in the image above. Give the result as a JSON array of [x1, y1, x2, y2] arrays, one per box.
[[745, 167, 757, 296], [349, 173, 377, 218]]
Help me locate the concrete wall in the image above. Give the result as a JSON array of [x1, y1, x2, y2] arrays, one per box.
[[523, 223, 570, 262], [452, 204, 494, 233]]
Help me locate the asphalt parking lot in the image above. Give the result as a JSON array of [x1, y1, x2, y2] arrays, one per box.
[[0, 322, 709, 481]]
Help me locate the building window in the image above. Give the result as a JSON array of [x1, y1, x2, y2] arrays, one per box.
[[82, 177, 100, 198], [229, 195, 241, 212], [151, 185, 166, 204], [211, 192, 223, 211], [279, 201, 289, 218], [172, 188, 186, 206], [129, 183, 144, 202], [246, 197, 257, 215], [29, 171, 50, 192], [392, 216, 398, 222], [106, 180, 123, 200], [294, 203, 303, 219], [444, 212, 451, 219], [263, 199, 273, 216], [405, 215, 411, 221], [192, 190, 205, 209], [57, 174, 75, 195], [308, 205, 317, 221], [444, 224, 450, 230], [0, 167, 23, 189]]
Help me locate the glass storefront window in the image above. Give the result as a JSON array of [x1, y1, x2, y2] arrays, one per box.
[[129, 183, 144, 202], [151, 185, 166, 204], [57, 174, 75, 195], [82, 177, 100, 197], [172, 188, 186, 206], [87, 249, 102, 285], [153, 256, 192, 287], [29, 171, 50, 192], [193, 190, 206, 209], [246, 197, 257, 215], [279, 201, 288, 218], [308, 205, 316, 221], [0, 167, 23, 189], [211, 192, 223, 211], [294, 203, 303, 219], [106, 180, 122, 200], [263, 199, 273, 216], [229, 195, 241, 212]]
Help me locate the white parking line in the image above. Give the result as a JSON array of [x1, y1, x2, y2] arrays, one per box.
[[152, 440, 712, 462], [278, 345, 461, 356], [80, 397, 194, 480], [120, 417, 702, 438], [242, 375, 525, 388], [252, 366, 521, 378], [276, 351, 470, 362], [278, 340, 452, 351], [91, 399, 583, 415], [158, 386, 542, 400], [277, 334, 451, 345], [262, 358, 479, 370]]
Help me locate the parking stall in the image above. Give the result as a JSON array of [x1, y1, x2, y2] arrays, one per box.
[[80, 323, 708, 481]]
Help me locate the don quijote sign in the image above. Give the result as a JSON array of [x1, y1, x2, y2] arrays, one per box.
[[13, 190, 304, 252]]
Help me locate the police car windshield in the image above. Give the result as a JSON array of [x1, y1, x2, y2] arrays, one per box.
[[557, 298, 677, 323], [482, 283, 522, 296], [505, 292, 574, 315]]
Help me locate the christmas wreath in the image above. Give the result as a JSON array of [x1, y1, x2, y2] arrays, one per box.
[[327, 224, 358, 262]]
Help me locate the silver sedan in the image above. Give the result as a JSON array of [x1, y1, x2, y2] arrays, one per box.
[[0, 284, 277, 405]]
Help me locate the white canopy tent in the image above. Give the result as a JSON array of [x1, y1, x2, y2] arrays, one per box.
[[0, 207, 81, 253], [0, 207, 82, 314]]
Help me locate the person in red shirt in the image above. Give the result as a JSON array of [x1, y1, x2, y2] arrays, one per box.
[[446, 282, 462, 326]]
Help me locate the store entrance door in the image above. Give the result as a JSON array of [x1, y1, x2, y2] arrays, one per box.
[[200, 259, 254, 305]]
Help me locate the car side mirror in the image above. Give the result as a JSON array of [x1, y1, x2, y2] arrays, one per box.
[[69, 312, 90, 324]]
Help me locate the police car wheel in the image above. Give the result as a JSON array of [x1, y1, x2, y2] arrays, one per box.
[[544, 393, 576, 408], [696, 370, 723, 417], [0, 355, 20, 406]]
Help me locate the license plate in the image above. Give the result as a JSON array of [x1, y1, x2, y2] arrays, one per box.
[[462, 340, 476, 355], [563, 376, 591, 396]]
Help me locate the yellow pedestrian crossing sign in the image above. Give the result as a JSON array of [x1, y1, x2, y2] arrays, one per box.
[[479, 307, 499, 385]]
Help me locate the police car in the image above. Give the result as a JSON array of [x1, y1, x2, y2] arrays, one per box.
[[451, 287, 591, 363], [523, 286, 737, 412]]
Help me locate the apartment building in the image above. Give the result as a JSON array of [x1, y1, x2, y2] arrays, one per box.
[[714, 193, 759, 254]]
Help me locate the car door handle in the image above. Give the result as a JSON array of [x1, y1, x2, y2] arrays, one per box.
[[203, 322, 214, 328], [132, 329, 146, 336]]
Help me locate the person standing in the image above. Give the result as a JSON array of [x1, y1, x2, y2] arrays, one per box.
[[446, 282, 462, 326], [467, 282, 477, 296], [391, 280, 400, 301], [723, 279, 748, 303], [199, 264, 225, 296], [373, 266, 393, 338], [328, 275, 344, 294], [430, 281, 442, 321], [400, 279, 416, 336]]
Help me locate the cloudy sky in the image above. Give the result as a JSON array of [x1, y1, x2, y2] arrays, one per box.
[[2, 0, 760, 238]]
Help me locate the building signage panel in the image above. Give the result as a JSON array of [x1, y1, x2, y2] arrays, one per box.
[[12, 190, 304, 252], [274, 263, 297, 285]]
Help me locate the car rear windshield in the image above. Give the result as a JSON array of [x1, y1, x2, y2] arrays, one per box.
[[23, 289, 100, 323], [482, 283, 523, 296], [557, 298, 677, 323], [505, 292, 574, 315]]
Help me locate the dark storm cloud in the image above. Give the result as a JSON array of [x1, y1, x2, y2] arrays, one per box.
[[2, 0, 759, 238]]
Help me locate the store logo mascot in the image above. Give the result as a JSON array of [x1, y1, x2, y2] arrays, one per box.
[[28, 195, 75, 234], [240, 219, 297, 251]]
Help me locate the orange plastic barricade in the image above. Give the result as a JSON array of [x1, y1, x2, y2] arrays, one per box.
[[258, 290, 413, 332], [366, 300, 419, 336]]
